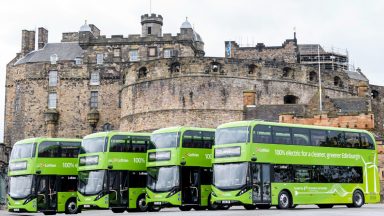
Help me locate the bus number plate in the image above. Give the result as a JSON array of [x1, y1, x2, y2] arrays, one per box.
[[84, 205, 90, 208], [222, 200, 230, 204], [14, 209, 19, 212], [154, 202, 162, 205]]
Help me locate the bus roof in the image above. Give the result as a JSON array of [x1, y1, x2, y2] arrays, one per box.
[[14, 137, 81, 145], [83, 131, 151, 139], [152, 126, 215, 134], [217, 120, 372, 134]]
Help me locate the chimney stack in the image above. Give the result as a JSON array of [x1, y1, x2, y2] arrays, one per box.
[[21, 30, 35, 55], [38, 27, 48, 49]]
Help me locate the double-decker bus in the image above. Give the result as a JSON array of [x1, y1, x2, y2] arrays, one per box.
[[77, 131, 151, 213], [211, 121, 380, 210], [8, 137, 81, 215], [146, 127, 218, 211]]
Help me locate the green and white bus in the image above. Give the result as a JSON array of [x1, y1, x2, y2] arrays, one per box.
[[77, 131, 151, 213], [146, 127, 217, 211], [8, 137, 81, 215], [211, 121, 380, 209]]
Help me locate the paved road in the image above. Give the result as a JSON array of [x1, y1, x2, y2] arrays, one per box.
[[2, 204, 384, 216]]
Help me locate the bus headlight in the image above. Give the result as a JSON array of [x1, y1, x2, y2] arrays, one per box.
[[23, 196, 34, 205], [236, 188, 249, 196], [166, 187, 179, 198], [9, 161, 28, 171], [94, 191, 106, 201], [211, 191, 217, 197]]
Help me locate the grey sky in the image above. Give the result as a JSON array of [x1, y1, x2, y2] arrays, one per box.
[[1, 0, 384, 142]]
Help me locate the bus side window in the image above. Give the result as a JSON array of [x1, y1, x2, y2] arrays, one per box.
[[310, 129, 327, 146], [200, 168, 213, 185], [131, 136, 148, 152], [360, 133, 374, 149], [129, 171, 147, 188], [60, 176, 77, 192], [272, 126, 291, 145], [202, 131, 215, 149], [60, 142, 80, 158], [38, 141, 60, 157], [110, 135, 131, 152], [327, 131, 345, 148], [344, 132, 360, 148], [253, 125, 272, 143], [291, 128, 310, 146], [273, 165, 293, 182]]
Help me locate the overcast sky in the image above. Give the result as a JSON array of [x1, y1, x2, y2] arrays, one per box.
[[1, 0, 384, 142]]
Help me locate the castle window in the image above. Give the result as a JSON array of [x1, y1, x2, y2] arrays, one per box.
[[372, 90, 379, 99], [113, 48, 121, 57], [164, 49, 171, 58], [283, 67, 293, 78], [90, 91, 98, 108], [148, 47, 157, 57], [48, 71, 58, 87], [309, 71, 317, 82], [75, 57, 83, 65], [211, 62, 221, 73], [102, 123, 112, 131], [284, 95, 298, 104], [14, 84, 21, 112], [138, 67, 148, 79], [248, 64, 256, 74], [170, 62, 181, 73], [147, 27, 152, 35], [48, 92, 57, 109], [334, 76, 343, 87], [129, 50, 139, 61], [96, 53, 104, 65], [90, 71, 100, 85]]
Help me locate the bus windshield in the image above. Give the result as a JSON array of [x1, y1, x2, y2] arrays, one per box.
[[147, 166, 179, 192], [213, 162, 248, 190], [10, 143, 35, 160], [215, 127, 249, 145], [9, 175, 34, 199], [150, 132, 179, 149], [80, 137, 107, 154], [78, 170, 106, 195]]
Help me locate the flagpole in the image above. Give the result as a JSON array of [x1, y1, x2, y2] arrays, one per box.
[[318, 45, 323, 112]]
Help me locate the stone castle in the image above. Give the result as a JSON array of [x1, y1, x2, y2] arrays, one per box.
[[2, 13, 384, 166]]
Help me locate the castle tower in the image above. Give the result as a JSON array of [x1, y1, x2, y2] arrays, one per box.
[[141, 13, 163, 37]]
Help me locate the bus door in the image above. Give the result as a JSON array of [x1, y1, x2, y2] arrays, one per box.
[[181, 167, 200, 205], [108, 171, 129, 208], [36, 175, 58, 211], [251, 163, 271, 204]]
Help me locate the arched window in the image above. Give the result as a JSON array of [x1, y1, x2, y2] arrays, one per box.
[[309, 71, 317, 82], [284, 95, 298, 104], [334, 76, 342, 87], [248, 64, 256, 74], [102, 123, 112, 132], [372, 90, 379, 99], [211, 62, 221, 73], [138, 67, 148, 79], [282, 67, 293, 78], [170, 62, 181, 73]]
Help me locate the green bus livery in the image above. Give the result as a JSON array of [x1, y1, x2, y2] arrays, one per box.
[[8, 137, 81, 215], [211, 121, 380, 210], [146, 127, 217, 211], [77, 131, 150, 213]]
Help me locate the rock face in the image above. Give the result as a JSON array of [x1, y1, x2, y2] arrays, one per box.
[[3, 13, 383, 149]]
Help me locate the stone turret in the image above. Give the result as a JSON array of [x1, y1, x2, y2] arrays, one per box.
[[141, 13, 163, 37]]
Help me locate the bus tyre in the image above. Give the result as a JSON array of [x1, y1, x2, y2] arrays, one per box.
[[256, 204, 271, 209], [207, 196, 219, 210], [179, 206, 192, 211], [317, 204, 334, 208], [277, 191, 292, 209], [347, 190, 364, 208], [219, 205, 230, 210], [111, 208, 126, 213], [148, 204, 161, 212], [65, 199, 78, 214], [136, 195, 148, 212], [193, 206, 207, 211], [244, 204, 257, 210]]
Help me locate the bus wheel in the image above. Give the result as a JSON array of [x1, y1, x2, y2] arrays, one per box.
[[193, 206, 207, 211], [243, 204, 257, 210], [179, 206, 192, 211], [219, 205, 230, 210], [111, 208, 126, 213], [277, 190, 292, 209], [148, 204, 161, 212], [65, 199, 78, 214], [347, 190, 364, 208], [317, 204, 334, 208], [256, 204, 271, 209], [136, 195, 148, 212]]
